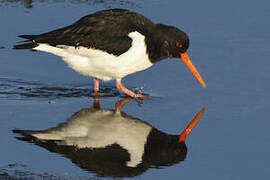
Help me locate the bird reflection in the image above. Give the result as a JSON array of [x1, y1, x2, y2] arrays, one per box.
[[13, 97, 205, 178]]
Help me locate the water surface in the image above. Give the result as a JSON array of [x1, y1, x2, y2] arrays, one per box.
[[1, 0, 270, 179]]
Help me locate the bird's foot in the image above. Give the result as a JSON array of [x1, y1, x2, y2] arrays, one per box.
[[134, 88, 150, 99], [116, 80, 149, 99], [132, 93, 149, 99]]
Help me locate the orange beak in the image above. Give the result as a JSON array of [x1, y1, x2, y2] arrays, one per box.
[[179, 107, 205, 142], [180, 52, 206, 88]]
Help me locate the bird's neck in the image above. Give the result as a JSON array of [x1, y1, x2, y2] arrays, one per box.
[[145, 26, 174, 63]]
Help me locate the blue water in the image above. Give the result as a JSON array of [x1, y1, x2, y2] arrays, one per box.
[[1, 0, 270, 179]]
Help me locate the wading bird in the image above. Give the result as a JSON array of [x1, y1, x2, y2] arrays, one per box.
[[14, 9, 206, 98]]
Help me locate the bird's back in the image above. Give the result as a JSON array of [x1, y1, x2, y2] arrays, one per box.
[[15, 9, 155, 56]]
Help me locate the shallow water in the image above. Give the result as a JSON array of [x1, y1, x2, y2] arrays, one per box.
[[1, 0, 270, 179]]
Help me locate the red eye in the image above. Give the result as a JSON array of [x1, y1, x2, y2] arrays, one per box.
[[177, 42, 183, 48]]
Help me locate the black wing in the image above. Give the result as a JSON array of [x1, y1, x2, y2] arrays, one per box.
[[14, 9, 155, 56]]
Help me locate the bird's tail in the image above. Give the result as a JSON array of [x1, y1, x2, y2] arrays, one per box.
[[13, 129, 37, 137], [13, 35, 39, 49], [13, 43, 38, 49], [13, 129, 37, 142]]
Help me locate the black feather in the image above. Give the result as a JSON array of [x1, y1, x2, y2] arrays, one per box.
[[14, 9, 190, 62], [13, 43, 38, 49], [18, 34, 38, 40], [13, 35, 38, 49], [14, 9, 155, 55]]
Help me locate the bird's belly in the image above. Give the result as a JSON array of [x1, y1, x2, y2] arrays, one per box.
[[62, 46, 153, 81], [33, 32, 153, 81]]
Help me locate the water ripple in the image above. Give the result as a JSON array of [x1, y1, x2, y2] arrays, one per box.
[[0, 77, 120, 100]]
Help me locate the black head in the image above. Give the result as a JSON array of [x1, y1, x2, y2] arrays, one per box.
[[147, 24, 206, 88], [144, 129, 188, 167], [149, 24, 189, 59], [146, 107, 205, 166], [160, 24, 190, 57]]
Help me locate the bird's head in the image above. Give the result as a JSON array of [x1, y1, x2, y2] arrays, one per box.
[[158, 25, 206, 88]]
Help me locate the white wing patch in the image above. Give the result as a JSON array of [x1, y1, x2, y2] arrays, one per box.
[[33, 31, 153, 81]]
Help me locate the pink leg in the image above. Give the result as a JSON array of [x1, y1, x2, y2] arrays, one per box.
[[115, 97, 132, 112], [93, 77, 99, 95], [116, 79, 148, 98], [93, 95, 100, 109]]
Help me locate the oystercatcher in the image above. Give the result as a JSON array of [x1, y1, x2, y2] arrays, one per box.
[[14, 9, 206, 98], [13, 97, 205, 177]]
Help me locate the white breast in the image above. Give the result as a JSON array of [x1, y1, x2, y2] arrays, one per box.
[[33, 31, 153, 81]]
